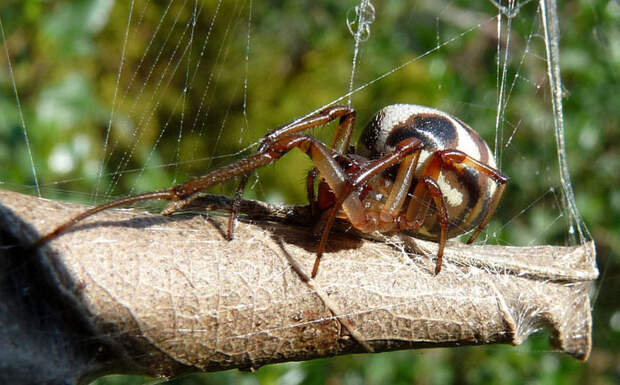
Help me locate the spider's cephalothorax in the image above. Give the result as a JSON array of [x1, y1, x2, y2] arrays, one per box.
[[35, 104, 507, 277]]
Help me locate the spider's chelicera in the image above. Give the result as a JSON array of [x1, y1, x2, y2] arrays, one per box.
[[35, 104, 508, 277]]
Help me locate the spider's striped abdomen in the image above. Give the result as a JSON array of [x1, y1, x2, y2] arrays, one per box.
[[357, 104, 500, 240]]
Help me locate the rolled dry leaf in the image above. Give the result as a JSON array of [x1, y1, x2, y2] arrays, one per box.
[[0, 189, 598, 383]]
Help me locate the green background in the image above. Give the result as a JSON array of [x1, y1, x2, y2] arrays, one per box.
[[1, 0, 618, 384]]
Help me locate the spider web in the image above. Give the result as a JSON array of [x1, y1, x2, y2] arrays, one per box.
[[0, 0, 609, 384]]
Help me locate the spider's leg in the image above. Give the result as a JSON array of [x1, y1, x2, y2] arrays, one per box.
[[306, 168, 321, 216], [405, 189, 431, 230], [380, 150, 421, 223], [420, 176, 449, 275], [161, 150, 279, 215], [312, 137, 424, 278], [437, 150, 508, 244], [262, 105, 356, 153], [404, 152, 444, 229], [33, 190, 176, 248], [226, 173, 249, 241], [329, 108, 356, 153]]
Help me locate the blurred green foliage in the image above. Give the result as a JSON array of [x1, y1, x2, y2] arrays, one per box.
[[1, 0, 619, 384]]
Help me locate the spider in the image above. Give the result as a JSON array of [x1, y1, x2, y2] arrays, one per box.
[[34, 104, 507, 277]]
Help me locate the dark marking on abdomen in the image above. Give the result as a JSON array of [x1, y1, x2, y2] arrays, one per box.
[[386, 114, 458, 150]]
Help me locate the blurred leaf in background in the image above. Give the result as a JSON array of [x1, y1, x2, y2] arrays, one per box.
[[1, 0, 618, 384]]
